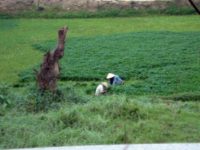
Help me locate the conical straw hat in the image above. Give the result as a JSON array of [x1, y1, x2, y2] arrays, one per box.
[[101, 82, 108, 88], [106, 73, 115, 79]]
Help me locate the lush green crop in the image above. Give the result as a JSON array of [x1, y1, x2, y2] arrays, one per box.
[[0, 16, 200, 148], [24, 31, 200, 95], [1, 16, 200, 83]]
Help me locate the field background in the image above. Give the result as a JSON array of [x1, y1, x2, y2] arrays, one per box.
[[0, 15, 200, 148]]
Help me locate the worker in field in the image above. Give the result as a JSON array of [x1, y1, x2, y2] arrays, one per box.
[[106, 73, 124, 85], [95, 82, 108, 96]]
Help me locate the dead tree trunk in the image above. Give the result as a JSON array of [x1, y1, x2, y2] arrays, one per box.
[[36, 26, 68, 92]]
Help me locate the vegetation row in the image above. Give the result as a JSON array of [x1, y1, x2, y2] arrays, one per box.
[[19, 31, 200, 95], [0, 6, 197, 19]]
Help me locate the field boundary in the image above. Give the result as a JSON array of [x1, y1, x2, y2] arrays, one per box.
[[11, 143, 200, 150]]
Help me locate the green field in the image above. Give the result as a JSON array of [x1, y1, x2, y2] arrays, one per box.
[[0, 16, 200, 148]]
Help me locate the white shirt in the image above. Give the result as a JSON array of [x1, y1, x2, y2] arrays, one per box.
[[95, 84, 105, 96]]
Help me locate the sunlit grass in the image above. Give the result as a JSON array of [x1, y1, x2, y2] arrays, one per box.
[[0, 16, 200, 83]]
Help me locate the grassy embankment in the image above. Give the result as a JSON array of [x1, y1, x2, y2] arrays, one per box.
[[0, 5, 196, 19], [0, 16, 200, 148]]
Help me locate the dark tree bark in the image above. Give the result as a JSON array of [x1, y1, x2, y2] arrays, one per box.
[[36, 26, 68, 92], [188, 0, 200, 15]]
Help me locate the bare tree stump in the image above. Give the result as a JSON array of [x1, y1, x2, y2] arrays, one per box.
[[36, 26, 68, 92]]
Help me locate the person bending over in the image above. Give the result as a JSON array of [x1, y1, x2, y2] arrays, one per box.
[[95, 82, 108, 96], [106, 73, 123, 85]]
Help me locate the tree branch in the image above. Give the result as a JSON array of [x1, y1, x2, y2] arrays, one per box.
[[188, 0, 200, 15]]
